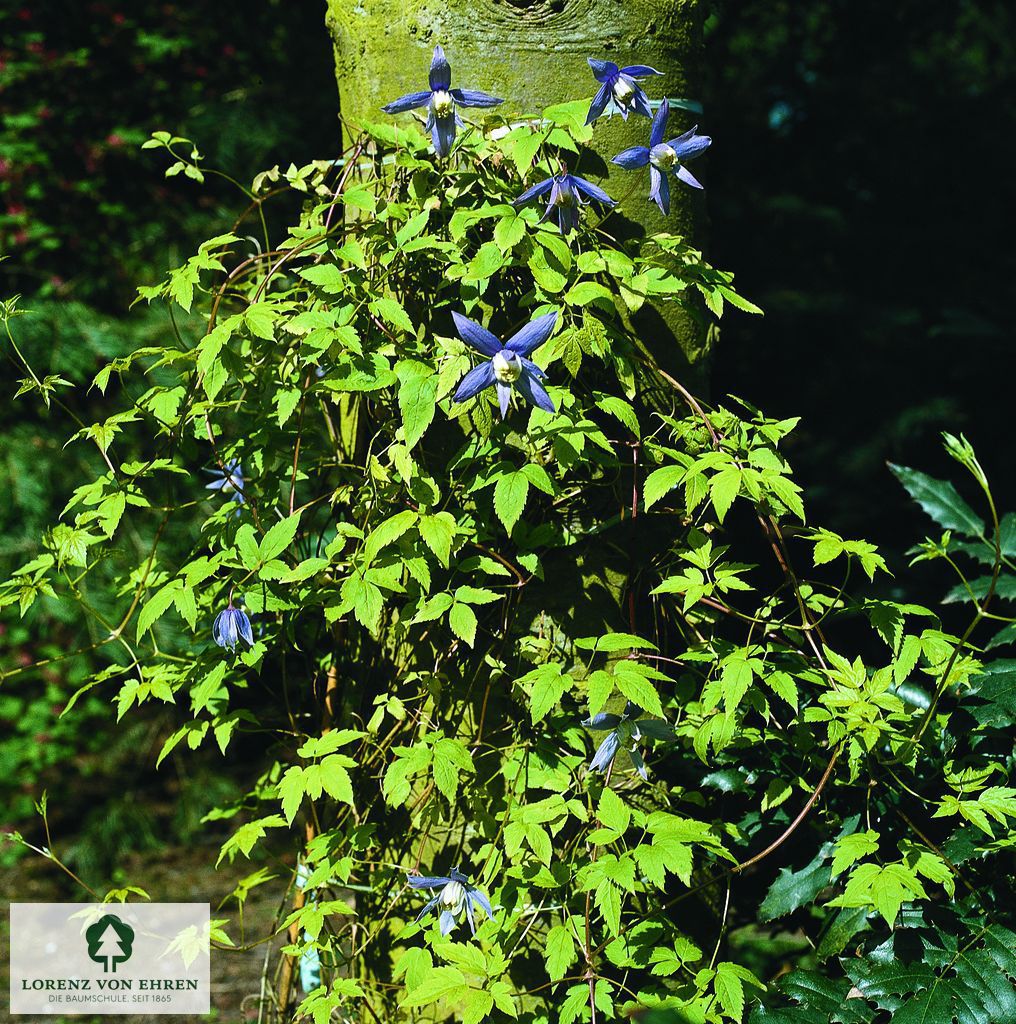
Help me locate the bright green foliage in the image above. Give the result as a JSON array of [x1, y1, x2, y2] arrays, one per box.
[[2, 91, 1015, 1024]]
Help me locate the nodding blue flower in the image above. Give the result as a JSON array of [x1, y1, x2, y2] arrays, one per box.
[[212, 602, 254, 652], [611, 99, 712, 215], [583, 701, 675, 780], [381, 44, 503, 158], [585, 59, 662, 124], [513, 170, 614, 235], [407, 866, 494, 936], [205, 459, 245, 509], [451, 310, 558, 418]]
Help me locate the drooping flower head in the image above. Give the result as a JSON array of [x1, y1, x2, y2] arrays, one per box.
[[611, 99, 712, 215], [381, 44, 503, 158], [513, 169, 614, 235], [212, 601, 253, 652], [583, 701, 675, 780], [585, 59, 662, 124], [205, 459, 245, 506], [407, 866, 494, 936], [451, 310, 558, 419]]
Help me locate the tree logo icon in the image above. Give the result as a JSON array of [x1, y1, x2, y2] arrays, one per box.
[[85, 914, 135, 973]]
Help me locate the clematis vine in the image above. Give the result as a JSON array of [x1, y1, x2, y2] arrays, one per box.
[[407, 866, 494, 936], [585, 58, 662, 123], [513, 168, 614, 235], [205, 459, 245, 510], [583, 701, 675, 780], [381, 44, 502, 158], [611, 99, 712, 215], [451, 310, 558, 418], [212, 600, 253, 652]]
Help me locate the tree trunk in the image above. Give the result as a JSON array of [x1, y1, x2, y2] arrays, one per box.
[[325, 0, 709, 383]]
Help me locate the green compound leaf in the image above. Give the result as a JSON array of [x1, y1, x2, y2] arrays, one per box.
[[494, 471, 530, 534]]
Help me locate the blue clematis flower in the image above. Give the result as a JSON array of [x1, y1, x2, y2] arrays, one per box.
[[611, 99, 712, 215], [212, 602, 254, 652], [381, 44, 502, 158], [205, 459, 245, 509], [513, 170, 614, 235], [451, 310, 558, 418], [585, 59, 662, 124], [583, 701, 675, 780], [407, 866, 494, 936]]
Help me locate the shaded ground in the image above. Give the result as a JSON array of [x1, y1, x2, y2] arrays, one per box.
[[1, 841, 290, 1023]]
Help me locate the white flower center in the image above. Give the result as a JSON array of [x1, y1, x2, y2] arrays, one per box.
[[492, 350, 522, 383], [432, 90, 454, 117], [612, 77, 635, 105], [650, 144, 677, 170], [440, 880, 466, 911]]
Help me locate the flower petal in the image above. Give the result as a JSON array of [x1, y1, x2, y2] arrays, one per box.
[[382, 90, 432, 114], [496, 381, 512, 419], [214, 609, 238, 650], [589, 730, 621, 773], [669, 126, 712, 162], [451, 312, 501, 356], [429, 44, 451, 91], [431, 111, 456, 157], [467, 887, 494, 920], [650, 98, 670, 148], [570, 175, 615, 207], [585, 82, 612, 125], [630, 746, 649, 781], [583, 713, 622, 730], [451, 88, 503, 108], [520, 357, 546, 381], [611, 146, 650, 170], [414, 895, 440, 922], [559, 204, 580, 234], [587, 58, 619, 84], [439, 909, 457, 936], [629, 83, 654, 119], [506, 311, 557, 355], [515, 370, 556, 413], [513, 177, 554, 206], [407, 874, 452, 889], [453, 361, 496, 403], [620, 64, 662, 79], [236, 610, 254, 647], [676, 164, 704, 190], [649, 165, 671, 214]]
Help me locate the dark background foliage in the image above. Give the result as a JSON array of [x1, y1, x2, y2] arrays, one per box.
[[704, 0, 1016, 544]]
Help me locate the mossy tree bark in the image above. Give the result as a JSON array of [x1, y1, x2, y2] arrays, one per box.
[[326, 0, 710, 384]]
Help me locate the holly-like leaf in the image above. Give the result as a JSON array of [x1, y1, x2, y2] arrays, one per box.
[[889, 463, 985, 537]]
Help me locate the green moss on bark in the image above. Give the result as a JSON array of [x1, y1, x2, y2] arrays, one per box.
[[326, 0, 709, 382]]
